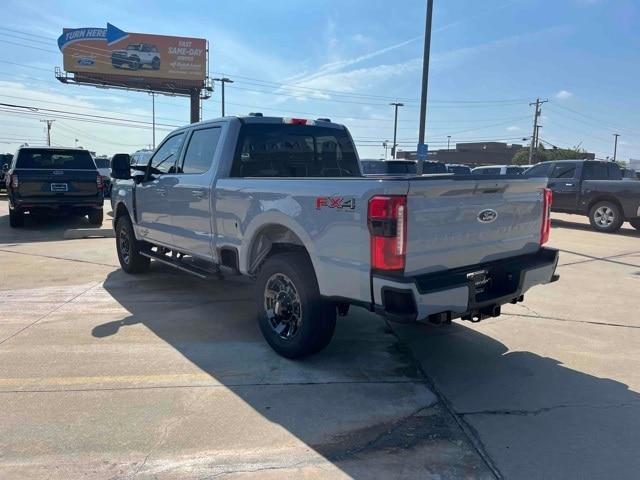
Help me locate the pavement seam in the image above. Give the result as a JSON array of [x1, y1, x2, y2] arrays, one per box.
[[388, 324, 503, 480], [557, 249, 640, 269], [0, 248, 118, 268], [511, 303, 640, 330], [459, 401, 640, 417], [0, 379, 427, 394], [0, 281, 102, 346]]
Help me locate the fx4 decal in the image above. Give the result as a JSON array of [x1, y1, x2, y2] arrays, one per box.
[[316, 196, 356, 211]]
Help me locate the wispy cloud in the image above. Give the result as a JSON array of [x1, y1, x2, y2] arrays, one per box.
[[506, 126, 522, 131], [555, 90, 573, 99]]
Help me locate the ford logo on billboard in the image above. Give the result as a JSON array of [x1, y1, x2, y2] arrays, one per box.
[[477, 209, 498, 223], [77, 57, 95, 66]]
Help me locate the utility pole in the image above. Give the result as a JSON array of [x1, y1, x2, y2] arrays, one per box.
[[213, 77, 234, 116], [417, 0, 434, 174], [149, 92, 156, 149], [447, 135, 451, 151], [390, 102, 404, 159], [383, 140, 389, 160], [40, 119, 55, 146], [528, 98, 548, 165], [613, 133, 620, 162]]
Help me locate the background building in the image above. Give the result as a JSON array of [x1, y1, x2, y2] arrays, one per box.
[[397, 141, 594, 165]]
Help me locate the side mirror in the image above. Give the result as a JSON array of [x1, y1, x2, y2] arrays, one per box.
[[1, 163, 8, 172], [111, 154, 131, 179]]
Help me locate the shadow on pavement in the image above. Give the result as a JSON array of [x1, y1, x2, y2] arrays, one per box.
[[91, 267, 490, 479], [394, 320, 640, 479], [0, 195, 112, 244], [552, 218, 640, 238]]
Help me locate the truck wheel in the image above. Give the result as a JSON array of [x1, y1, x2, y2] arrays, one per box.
[[629, 219, 640, 231], [115, 215, 150, 274], [256, 251, 336, 358], [151, 57, 160, 70], [88, 208, 104, 225], [589, 201, 623, 233], [9, 208, 24, 228]]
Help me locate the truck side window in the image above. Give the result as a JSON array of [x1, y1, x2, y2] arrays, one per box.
[[148, 133, 185, 175], [583, 162, 608, 180], [526, 162, 552, 177], [551, 163, 577, 179], [179, 127, 222, 174], [607, 163, 622, 180]]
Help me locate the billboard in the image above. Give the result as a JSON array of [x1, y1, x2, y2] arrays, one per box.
[[57, 23, 207, 91]]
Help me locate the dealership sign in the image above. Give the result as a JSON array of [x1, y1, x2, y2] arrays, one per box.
[[58, 23, 206, 83]]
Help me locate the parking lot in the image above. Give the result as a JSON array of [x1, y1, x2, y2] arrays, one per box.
[[1, 195, 639, 479]]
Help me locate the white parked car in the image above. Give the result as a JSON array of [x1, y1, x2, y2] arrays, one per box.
[[472, 165, 528, 175]]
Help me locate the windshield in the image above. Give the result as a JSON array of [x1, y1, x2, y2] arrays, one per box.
[[15, 149, 95, 169]]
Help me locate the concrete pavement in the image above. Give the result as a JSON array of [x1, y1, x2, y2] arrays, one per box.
[[0, 198, 492, 479], [393, 213, 640, 479]]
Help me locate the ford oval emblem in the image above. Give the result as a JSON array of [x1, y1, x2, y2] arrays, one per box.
[[477, 209, 498, 223]]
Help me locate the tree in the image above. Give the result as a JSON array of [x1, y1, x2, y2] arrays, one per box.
[[511, 145, 591, 165]]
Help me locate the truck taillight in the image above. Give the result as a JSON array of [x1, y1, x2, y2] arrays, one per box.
[[540, 188, 552, 245], [368, 195, 407, 271], [96, 173, 103, 191], [10, 173, 18, 189]]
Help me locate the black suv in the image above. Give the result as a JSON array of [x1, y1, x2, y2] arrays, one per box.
[[6, 147, 104, 228]]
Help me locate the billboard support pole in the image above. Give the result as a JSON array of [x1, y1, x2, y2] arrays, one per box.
[[150, 92, 156, 149], [190, 89, 200, 124]]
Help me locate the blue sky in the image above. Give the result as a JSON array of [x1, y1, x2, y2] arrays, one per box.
[[0, 0, 638, 161]]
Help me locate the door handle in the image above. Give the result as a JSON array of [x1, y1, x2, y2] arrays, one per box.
[[157, 188, 167, 197], [191, 189, 206, 199], [565, 183, 574, 187]]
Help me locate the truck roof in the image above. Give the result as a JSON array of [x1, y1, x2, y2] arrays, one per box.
[[181, 115, 346, 132]]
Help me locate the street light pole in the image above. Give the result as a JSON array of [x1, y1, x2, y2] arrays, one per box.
[[390, 102, 404, 159], [213, 77, 234, 116], [613, 133, 620, 162], [418, 0, 434, 151], [149, 91, 156, 149], [447, 135, 451, 151]]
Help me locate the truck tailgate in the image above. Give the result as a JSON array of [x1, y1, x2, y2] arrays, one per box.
[[405, 176, 547, 276], [17, 169, 99, 197]]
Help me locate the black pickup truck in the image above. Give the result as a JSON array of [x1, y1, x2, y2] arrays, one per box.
[[526, 159, 640, 232], [6, 147, 104, 228]]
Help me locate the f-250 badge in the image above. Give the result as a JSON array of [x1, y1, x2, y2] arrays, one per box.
[[316, 197, 356, 210]]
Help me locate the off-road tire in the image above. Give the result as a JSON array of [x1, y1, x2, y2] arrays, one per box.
[[588, 201, 624, 233], [115, 215, 150, 274], [88, 208, 104, 225], [256, 251, 336, 358], [629, 218, 640, 231], [9, 208, 24, 228], [151, 57, 160, 70]]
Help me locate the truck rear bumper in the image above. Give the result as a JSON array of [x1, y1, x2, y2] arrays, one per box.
[[372, 248, 559, 323]]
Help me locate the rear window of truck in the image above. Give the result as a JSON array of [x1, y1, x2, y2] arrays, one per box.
[[231, 124, 360, 177], [16, 149, 96, 170]]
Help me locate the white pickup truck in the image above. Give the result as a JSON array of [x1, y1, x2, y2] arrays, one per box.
[[110, 115, 559, 358]]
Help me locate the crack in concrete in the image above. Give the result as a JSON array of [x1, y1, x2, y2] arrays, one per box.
[[460, 401, 640, 417], [509, 306, 640, 330], [388, 326, 503, 480], [130, 393, 202, 478]]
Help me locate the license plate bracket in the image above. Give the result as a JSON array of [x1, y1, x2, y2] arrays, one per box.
[[50, 183, 69, 192]]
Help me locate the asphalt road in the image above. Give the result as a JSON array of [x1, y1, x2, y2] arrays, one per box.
[[0, 196, 638, 479]]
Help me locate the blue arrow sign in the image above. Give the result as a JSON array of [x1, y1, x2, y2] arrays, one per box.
[[57, 23, 128, 51], [106, 23, 129, 45]]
